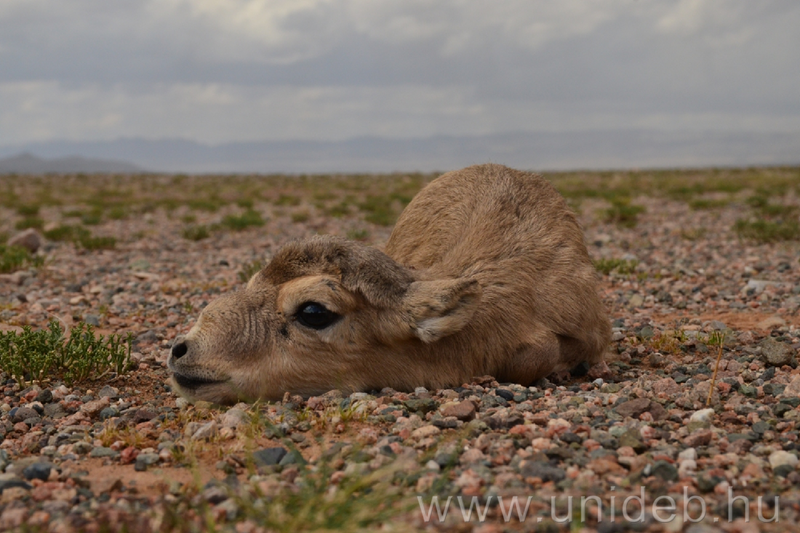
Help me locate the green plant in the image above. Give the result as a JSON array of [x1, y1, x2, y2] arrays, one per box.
[[275, 194, 301, 206], [221, 209, 265, 231], [15, 217, 44, 230], [78, 234, 116, 250], [107, 206, 128, 220], [0, 244, 43, 273], [0, 320, 133, 386], [734, 219, 800, 243], [680, 228, 707, 241], [707, 331, 726, 407], [325, 201, 352, 218], [80, 209, 103, 225], [182, 225, 210, 241], [291, 210, 310, 223], [359, 195, 399, 226], [238, 260, 263, 283], [187, 198, 223, 212], [347, 228, 370, 241], [43, 223, 115, 249], [603, 198, 645, 228], [44, 224, 90, 242], [593, 258, 639, 275], [688, 198, 730, 210], [16, 205, 40, 217]]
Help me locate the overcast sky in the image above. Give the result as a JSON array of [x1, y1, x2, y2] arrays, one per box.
[[1, 0, 799, 147]]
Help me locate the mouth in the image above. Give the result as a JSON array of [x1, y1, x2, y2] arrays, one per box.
[[172, 373, 227, 390]]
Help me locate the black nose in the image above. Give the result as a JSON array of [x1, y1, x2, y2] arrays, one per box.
[[171, 341, 188, 359]]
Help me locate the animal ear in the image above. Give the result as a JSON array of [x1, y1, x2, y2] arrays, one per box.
[[403, 278, 481, 343]]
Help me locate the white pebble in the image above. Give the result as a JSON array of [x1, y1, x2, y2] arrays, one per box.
[[689, 408, 715, 424]]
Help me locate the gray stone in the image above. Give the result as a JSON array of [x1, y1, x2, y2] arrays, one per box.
[[519, 460, 566, 482], [219, 408, 249, 429], [43, 403, 66, 419], [769, 450, 798, 470], [279, 450, 307, 466], [8, 229, 43, 253], [99, 407, 120, 420], [0, 478, 32, 494], [84, 315, 101, 327], [252, 447, 287, 466], [190, 421, 218, 441], [22, 462, 54, 481], [35, 390, 53, 404], [760, 338, 793, 367], [135, 330, 158, 345], [203, 485, 229, 504], [98, 385, 119, 399], [89, 446, 120, 459], [134, 453, 160, 472], [619, 429, 647, 453], [650, 460, 678, 481], [72, 442, 93, 455], [11, 407, 39, 424]]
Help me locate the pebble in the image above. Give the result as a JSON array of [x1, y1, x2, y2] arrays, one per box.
[[22, 463, 53, 481], [768, 450, 799, 470], [89, 447, 120, 459], [8, 229, 43, 253], [759, 337, 793, 367], [219, 408, 249, 429], [439, 400, 476, 421], [689, 409, 715, 424], [252, 447, 287, 466], [134, 454, 160, 472]]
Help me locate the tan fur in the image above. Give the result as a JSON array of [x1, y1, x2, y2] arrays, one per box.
[[168, 164, 611, 403]]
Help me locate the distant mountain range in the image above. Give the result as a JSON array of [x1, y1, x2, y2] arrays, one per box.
[[1, 130, 798, 174], [0, 152, 144, 174]]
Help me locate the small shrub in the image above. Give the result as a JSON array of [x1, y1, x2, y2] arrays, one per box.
[[594, 258, 639, 275], [182, 225, 210, 241], [325, 202, 352, 218], [291, 211, 310, 223], [17, 205, 40, 217], [688, 198, 730, 210], [187, 198, 223, 212], [359, 196, 397, 226], [734, 219, 800, 243], [0, 244, 43, 273], [81, 209, 103, 225], [107, 206, 128, 220], [275, 194, 301, 207], [604, 198, 645, 228], [346, 228, 370, 241], [680, 228, 707, 241], [238, 260, 263, 283], [221, 209, 265, 231], [0, 320, 133, 386], [44, 224, 90, 242], [78, 235, 116, 250], [236, 199, 254, 209], [15, 217, 44, 230]]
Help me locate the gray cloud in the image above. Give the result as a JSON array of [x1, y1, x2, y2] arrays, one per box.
[[1, 0, 798, 147]]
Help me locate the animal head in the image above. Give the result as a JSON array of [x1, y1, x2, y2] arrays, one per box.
[[168, 235, 481, 403]]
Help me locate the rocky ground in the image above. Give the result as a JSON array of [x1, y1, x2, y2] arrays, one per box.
[[0, 169, 799, 532]]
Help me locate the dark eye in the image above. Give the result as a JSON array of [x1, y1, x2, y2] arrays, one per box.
[[296, 302, 339, 329]]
